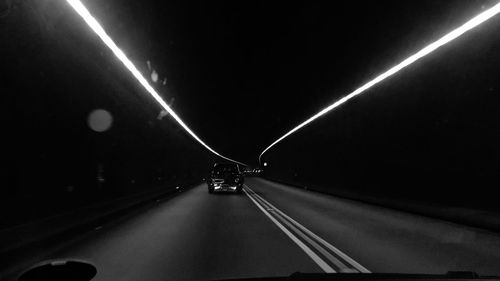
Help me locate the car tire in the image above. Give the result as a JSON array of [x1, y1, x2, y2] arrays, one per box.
[[236, 186, 243, 194], [208, 187, 214, 194]]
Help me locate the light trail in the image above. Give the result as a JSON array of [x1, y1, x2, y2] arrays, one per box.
[[259, 2, 500, 164], [65, 0, 247, 166]]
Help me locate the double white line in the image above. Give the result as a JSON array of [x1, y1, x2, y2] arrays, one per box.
[[244, 184, 370, 273]]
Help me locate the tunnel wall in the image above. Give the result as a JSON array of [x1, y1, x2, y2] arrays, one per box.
[[2, 1, 215, 228], [262, 18, 500, 216]]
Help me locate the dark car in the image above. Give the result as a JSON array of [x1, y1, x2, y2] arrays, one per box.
[[207, 163, 244, 194]]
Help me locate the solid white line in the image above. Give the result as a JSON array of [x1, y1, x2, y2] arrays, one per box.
[[243, 189, 336, 273], [250, 193, 352, 272], [245, 184, 371, 273]]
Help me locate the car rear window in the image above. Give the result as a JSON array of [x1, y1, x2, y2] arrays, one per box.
[[213, 164, 239, 173]]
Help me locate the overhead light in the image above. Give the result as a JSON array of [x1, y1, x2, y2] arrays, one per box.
[[65, 0, 247, 166], [259, 2, 500, 164]]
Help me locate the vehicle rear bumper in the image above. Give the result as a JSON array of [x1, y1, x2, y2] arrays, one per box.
[[208, 183, 242, 192]]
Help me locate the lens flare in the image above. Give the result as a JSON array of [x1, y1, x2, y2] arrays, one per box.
[[65, 0, 246, 166], [88, 109, 113, 132], [259, 2, 500, 164]]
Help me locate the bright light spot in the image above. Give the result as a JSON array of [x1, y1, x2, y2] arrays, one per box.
[[88, 109, 113, 132], [65, 0, 246, 166], [151, 69, 158, 83], [263, 162, 268, 167], [259, 2, 500, 164], [157, 98, 174, 120], [157, 110, 168, 120]]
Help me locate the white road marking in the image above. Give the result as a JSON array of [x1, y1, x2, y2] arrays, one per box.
[[253, 194, 352, 271], [243, 188, 336, 273], [245, 184, 371, 273]]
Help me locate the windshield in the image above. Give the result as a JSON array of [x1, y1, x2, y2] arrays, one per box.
[[3, 1, 500, 280]]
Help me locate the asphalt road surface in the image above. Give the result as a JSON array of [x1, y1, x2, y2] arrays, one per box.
[[10, 178, 500, 280]]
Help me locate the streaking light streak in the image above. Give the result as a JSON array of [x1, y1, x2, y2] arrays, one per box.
[[65, 0, 246, 166], [259, 2, 500, 164]]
